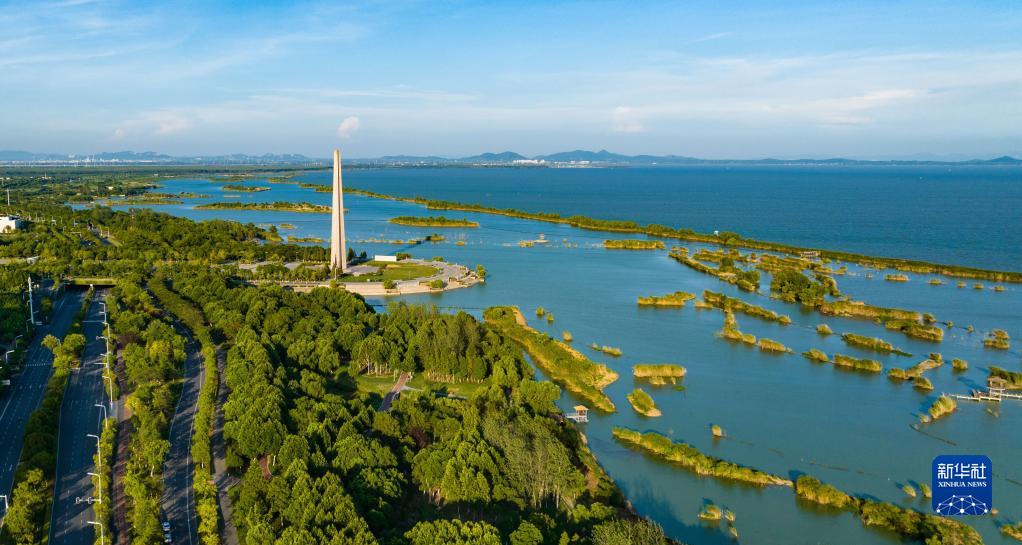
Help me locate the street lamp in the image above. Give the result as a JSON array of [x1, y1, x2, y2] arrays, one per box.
[[95, 403, 107, 424], [3, 350, 12, 365], [87, 472, 102, 504], [87, 521, 104, 545], [103, 375, 115, 419]]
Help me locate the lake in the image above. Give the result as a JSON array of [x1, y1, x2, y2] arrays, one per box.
[[113, 167, 1021, 544]]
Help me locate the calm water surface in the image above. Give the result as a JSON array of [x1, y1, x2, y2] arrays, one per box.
[[329, 165, 1022, 271], [114, 172, 1021, 544]]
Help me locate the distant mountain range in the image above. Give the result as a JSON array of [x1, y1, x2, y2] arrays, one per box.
[[1, 148, 1018, 167]]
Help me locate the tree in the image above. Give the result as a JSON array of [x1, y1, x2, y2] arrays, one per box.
[[405, 520, 501, 545], [511, 521, 544, 545], [3, 468, 48, 545]]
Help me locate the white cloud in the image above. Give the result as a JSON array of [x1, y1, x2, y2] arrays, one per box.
[[612, 106, 645, 133], [337, 116, 360, 138]]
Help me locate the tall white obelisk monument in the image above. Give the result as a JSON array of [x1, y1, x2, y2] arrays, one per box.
[[330, 148, 347, 272]]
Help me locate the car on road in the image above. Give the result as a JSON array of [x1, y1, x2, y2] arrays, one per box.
[[162, 521, 171, 532], [164, 532, 173, 543]]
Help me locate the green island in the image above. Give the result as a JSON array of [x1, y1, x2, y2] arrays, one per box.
[[626, 388, 661, 417], [99, 197, 183, 205], [194, 201, 330, 213], [832, 353, 883, 373], [989, 367, 1022, 389], [817, 323, 834, 335], [802, 348, 829, 363], [590, 343, 623, 357], [840, 333, 911, 356], [345, 187, 1022, 283], [633, 364, 686, 385], [669, 247, 760, 292], [484, 306, 618, 411], [884, 273, 909, 282], [769, 269, 835, 306], [703, 290, 791, 324], [951, 358, 969, 371], [718, 310, 756, 345], [277, 222, 296, 229], [757, 338, 791, 353], [1003, 522, 1022, 542], [887, 357, 942, 382], [983, 329, 1011, 349], [288, 236, 324, 243], [925, 395, 958, 421], [883, 319, 945, 342], [637, 291, 696, 307], [793, 476, 979, 544], [603, 239, 665, 250], [912, 376, 934, 391], [698, 503, 723, 521], [818, 299, 922, 322], [612, 428, 792, 487], [388, 215, 479, 228], [222, 184, 270, 192]]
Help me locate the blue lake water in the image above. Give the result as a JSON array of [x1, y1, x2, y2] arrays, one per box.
[[328, 165, 1022, 271], [110, 171, 1021, 544]]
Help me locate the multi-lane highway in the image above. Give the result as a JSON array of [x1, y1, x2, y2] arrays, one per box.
[[49, 292, 110, 545], [160, 323, 202, 545], [0, 289, 83, 524]]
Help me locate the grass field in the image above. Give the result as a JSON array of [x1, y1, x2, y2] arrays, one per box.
[[342, 261, 439, 282]]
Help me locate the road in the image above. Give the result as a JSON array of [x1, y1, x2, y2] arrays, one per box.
[[160, 323, 202, 545], [0, 289, 83, 522], [49, 292, 110, 545], [379, 372, 411, 412]]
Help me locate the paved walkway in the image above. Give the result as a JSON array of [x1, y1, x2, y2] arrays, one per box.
[[378, 373, 411, 412]]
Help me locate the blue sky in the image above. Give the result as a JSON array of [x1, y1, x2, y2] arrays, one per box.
[[1, 0, 1020, 159]]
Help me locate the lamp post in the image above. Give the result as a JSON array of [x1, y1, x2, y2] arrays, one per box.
[[87, 472, 102, 504], [3, 350, 12, 365], [95, 403, 107, 425], [87, 433, 101, 471], [87, 521, 104, 545]]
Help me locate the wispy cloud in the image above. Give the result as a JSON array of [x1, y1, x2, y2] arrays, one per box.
[[688, 32, 732, 44], [337, 116, 361, 138]]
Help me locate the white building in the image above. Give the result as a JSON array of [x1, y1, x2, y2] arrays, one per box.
[[374, 255, 398, 263], [0, 215, 23, 233]]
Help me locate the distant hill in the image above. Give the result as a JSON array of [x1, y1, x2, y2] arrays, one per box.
[[461, 151, 527, 163], [1, 148, 1018, 167]]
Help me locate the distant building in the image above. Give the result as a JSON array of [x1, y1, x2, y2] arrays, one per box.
[[0, 215, 23, 233]]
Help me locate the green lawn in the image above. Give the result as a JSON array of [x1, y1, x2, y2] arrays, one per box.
[[355, 373, 486, 398], [342, 262, 439, 282]]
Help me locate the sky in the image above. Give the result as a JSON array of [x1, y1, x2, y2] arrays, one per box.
[[1, 0, 1020, 159]]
